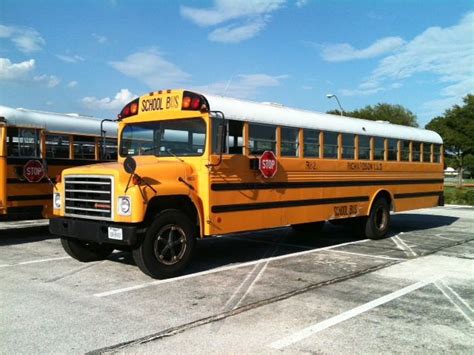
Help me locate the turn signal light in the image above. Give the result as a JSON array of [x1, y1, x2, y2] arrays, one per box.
[[55, 174, 61, 183]]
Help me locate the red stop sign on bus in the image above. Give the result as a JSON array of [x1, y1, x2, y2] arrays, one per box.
[[259, 151, 278, 178], [23, 160, 45, 183]]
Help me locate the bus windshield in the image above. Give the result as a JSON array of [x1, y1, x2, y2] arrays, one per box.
[[119, 118, 206, 157]]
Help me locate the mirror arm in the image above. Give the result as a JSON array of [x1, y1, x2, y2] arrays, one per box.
[[206, 111, 226, 168]]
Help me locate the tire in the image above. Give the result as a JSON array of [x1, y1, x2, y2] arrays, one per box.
[[360, 198, 390, 239], [61, 238, 114, 262], [133, 210, 196, 279], [291, 221, 325, 234]]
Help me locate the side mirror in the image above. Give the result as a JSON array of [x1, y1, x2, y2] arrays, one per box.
[[216, 123, 227, 154], [123, 156, 136, 174]]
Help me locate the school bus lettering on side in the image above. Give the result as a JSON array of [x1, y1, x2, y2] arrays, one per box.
[[49, 89, 444, 279]]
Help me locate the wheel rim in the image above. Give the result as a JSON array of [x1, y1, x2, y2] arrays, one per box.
[[153, 224, 187, 266], [375, 206, 388, 231]]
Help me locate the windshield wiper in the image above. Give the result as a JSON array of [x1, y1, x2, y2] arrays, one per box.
[[166, 149, 184, 162]]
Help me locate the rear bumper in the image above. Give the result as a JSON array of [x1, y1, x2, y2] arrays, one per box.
[[49, 217, 140, 246]]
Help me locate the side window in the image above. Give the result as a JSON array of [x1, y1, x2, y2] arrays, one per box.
[[46, 134, 70, 159], [73, 136, 96, 160], [374, 137, 385, 160], [6, 127, 40, 157], [249, 124, 276, 154], [100, 138, 117, 160], [401, 140, 410, 161], [324, 131, 338, 159], [434, 144, 442, 163], [228, 120, 244, 154], [422, 143, 431, 163], [358, 135, 370, 160], [341, 133, 355, 159], [303, 129, 319, 158], [281, 127, 299, 157], [412, 142, 421, 162], [387, 139, 398, 161]]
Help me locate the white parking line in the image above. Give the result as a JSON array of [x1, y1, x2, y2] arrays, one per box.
[[269, 277, 439, 349], [329, 249, 405, 261], [0, 256, 70, 268], [94, 239, 370, 298], [435, 280, 474, 326], [392, 234, 418, 257]]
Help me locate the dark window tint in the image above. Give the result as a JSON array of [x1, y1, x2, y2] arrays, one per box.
[[324, 132, 338, 159], [412, 142, 421, 162], [422, 143, 431, 162], [374, 137, 385, 160], [341, 133, 355, 159], [100, 138, 117, 160], [434, 144, 442, 163], [281, 127, 299, 157], [401, 141, 410, 161], [46, 134, 70, 159], [359, 135, 370, 160], [249, 124, 276, 154], [303, 129, 319, 158], [387, 139, 398, 161], [6, 128, 40, 157], [74, 136, 96, 160]]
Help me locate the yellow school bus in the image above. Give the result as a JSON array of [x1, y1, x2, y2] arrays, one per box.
[[49, 89, 444, 278], [0, 105, 117, 220]]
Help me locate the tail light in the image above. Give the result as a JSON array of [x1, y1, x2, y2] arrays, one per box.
[[118, 98, 139, 120], [182, 91, 209, 112], [55, 174, 61, 183]]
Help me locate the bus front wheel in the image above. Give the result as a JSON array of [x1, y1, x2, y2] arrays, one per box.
[[358, 198, 390, 240], [133, 210, 196, 279], [61, 238, 114, 262]]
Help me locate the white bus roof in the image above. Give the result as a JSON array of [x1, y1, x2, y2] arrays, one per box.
[[204, 94, 443, 144], [0, 105, 118, 138]]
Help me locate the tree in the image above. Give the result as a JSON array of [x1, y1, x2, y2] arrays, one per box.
[[327, 103, 418, 127], [426, 94, 474, 185]]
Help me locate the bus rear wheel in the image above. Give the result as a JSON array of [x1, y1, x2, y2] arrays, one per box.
[[359, 198, 390, 239], [61, 238, 114, 262], [292, 221, 325, 234], [133, 210, 196, 279]]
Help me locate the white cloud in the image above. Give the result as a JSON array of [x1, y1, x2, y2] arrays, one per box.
[[92, 33, 107, 44], [209, 17, 268, 43], [109, 48, 191, 89], [295, 0, 308, 8], [181, 0, 285, 43], [321, 36, 405, 62], [194, 73, 288, 98], [0, 58, 35, 80], [33, 74, 60, 88], [82, 89, 137, 110], [0, 24, 45, 53], [67, 80, 78, 88], [56, 54, 85, 63]]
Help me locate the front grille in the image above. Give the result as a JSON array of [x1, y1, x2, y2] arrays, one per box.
[[65, 176, 113, 220]]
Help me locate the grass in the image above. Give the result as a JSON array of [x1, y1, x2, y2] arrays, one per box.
[[444, 186, 474, 206]]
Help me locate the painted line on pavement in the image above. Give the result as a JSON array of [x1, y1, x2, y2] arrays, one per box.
[[0, 256, 70, 268], [392, 234, 418, 257], [328, 249, 405, 261], [435, 280, 474, 326]]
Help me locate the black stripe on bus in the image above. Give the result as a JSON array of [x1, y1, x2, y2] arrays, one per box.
[[394, 191, 442, 199], [211, 179, 443, 191], [7, 194, 52, 201], [211, 195, 369, 214], [7, 178, 50, 184], [6, 158, 112, 166]]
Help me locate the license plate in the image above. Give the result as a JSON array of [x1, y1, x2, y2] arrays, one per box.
[[108, 227, 123, 240]]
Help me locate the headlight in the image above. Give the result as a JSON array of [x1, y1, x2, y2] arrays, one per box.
[[53, 192, 61, 209], [118, 196, 131, 216]]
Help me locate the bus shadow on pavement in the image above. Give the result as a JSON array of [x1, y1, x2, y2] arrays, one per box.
[[390, 213, 458, 233], [0, 226, 54, 246]]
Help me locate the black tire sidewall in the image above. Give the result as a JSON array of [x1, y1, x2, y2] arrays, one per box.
[[136, 210, 196, 278], [366, 199, 390, 239], [61, 238, 114, 262]]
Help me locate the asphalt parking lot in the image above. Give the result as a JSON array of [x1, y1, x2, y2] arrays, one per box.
[[1, 206, 473, 354]]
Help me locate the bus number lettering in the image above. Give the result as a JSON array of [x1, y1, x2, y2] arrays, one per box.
[[305, 161, 317, 170], [334, 204, 358, 217]]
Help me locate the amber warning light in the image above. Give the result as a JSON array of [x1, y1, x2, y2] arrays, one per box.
[[182, 91, 209, 112], [118, 98, 139, 120]]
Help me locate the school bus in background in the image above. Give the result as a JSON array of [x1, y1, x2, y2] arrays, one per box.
[[0, 105, 117, 220], [49, 89, 444, 278]]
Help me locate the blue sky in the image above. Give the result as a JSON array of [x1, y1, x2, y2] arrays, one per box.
[[0, 0, 473, 127]]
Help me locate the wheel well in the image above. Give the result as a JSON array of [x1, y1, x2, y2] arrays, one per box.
[[144, 195, 199, 229], [371, 190, 393, 212]]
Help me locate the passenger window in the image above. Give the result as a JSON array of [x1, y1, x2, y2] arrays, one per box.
[[303, 129, 319, 158], [401, 140, 410, 161], [358, 135, 370, 160], [324, 132, 338, 159], [374, 137, 385, 160], [99, 138, 117, 160], [228, 120, 244, 154], [249, 124, 276, 154], [46, 134, 70, 159], [74, 136, 96, 160], [6, 127, 40, 157], [341, 133, 355, 159], [387, 139, 398, 161], [434, 144, 442, 163], [281, 127, 299, 157], [422, 143, 431, 163], [412, 142, 421, 162]]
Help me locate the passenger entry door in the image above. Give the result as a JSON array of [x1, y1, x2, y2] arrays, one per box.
[[0, 120, 6, 214]]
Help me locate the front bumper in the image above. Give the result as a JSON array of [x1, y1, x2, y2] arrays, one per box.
[[49, 217, 140, 246]]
